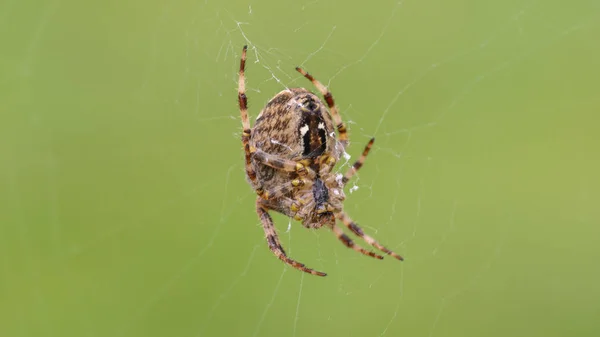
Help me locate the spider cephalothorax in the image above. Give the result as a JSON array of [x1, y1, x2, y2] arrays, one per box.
[[238, 45, 403, 276]]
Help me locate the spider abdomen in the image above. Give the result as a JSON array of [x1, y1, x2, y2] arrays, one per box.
[[249, 89, 338, 191]]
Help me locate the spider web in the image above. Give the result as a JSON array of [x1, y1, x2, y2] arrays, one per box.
[[3, 0, 600, 337]]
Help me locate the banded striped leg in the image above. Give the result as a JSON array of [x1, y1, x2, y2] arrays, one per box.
[[342, 138, 375, 185], [295, 67, 349, 149], [337, 212, 404, 261], [257, 199, 327, 277], [251, 148, 314, 177], [330, 224, 384, 260], [260, 178, 312, 200], [261, 196, 310, 220], [238, 46, 256, 182]]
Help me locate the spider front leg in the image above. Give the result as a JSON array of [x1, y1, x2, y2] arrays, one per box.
[[256, 199, 327, 276], [337, 212, 404, 261], [342, 137, 375, 185]]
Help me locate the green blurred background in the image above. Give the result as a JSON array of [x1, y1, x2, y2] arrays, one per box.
[[2, 0, 599, 336]]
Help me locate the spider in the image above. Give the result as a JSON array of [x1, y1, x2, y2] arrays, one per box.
[[238, 45, 403, 276]]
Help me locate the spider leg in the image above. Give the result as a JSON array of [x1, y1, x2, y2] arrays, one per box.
[[330, 224, 384, 260], [337, 212, 404, 261], [295, 67, 348, 149], [342, 138, 375, 185], [259, 178, 313, 201], [261, 195, 309, 219], [317, 155, 337, 177], [251, 148, 315, 177], [238, 46, 257, 183], [257, 199, 327, 276]]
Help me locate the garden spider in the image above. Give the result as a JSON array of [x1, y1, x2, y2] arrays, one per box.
[[238, 45, 403, 276]]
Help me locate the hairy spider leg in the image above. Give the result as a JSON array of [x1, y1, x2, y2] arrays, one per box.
[[259, 177, 312, 201], [330, 224, 384, 260], [238, 46, 257, 183], [337, 212, 404, 261], [342, 138, 375, 185], [257, 200, 327, 276]]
